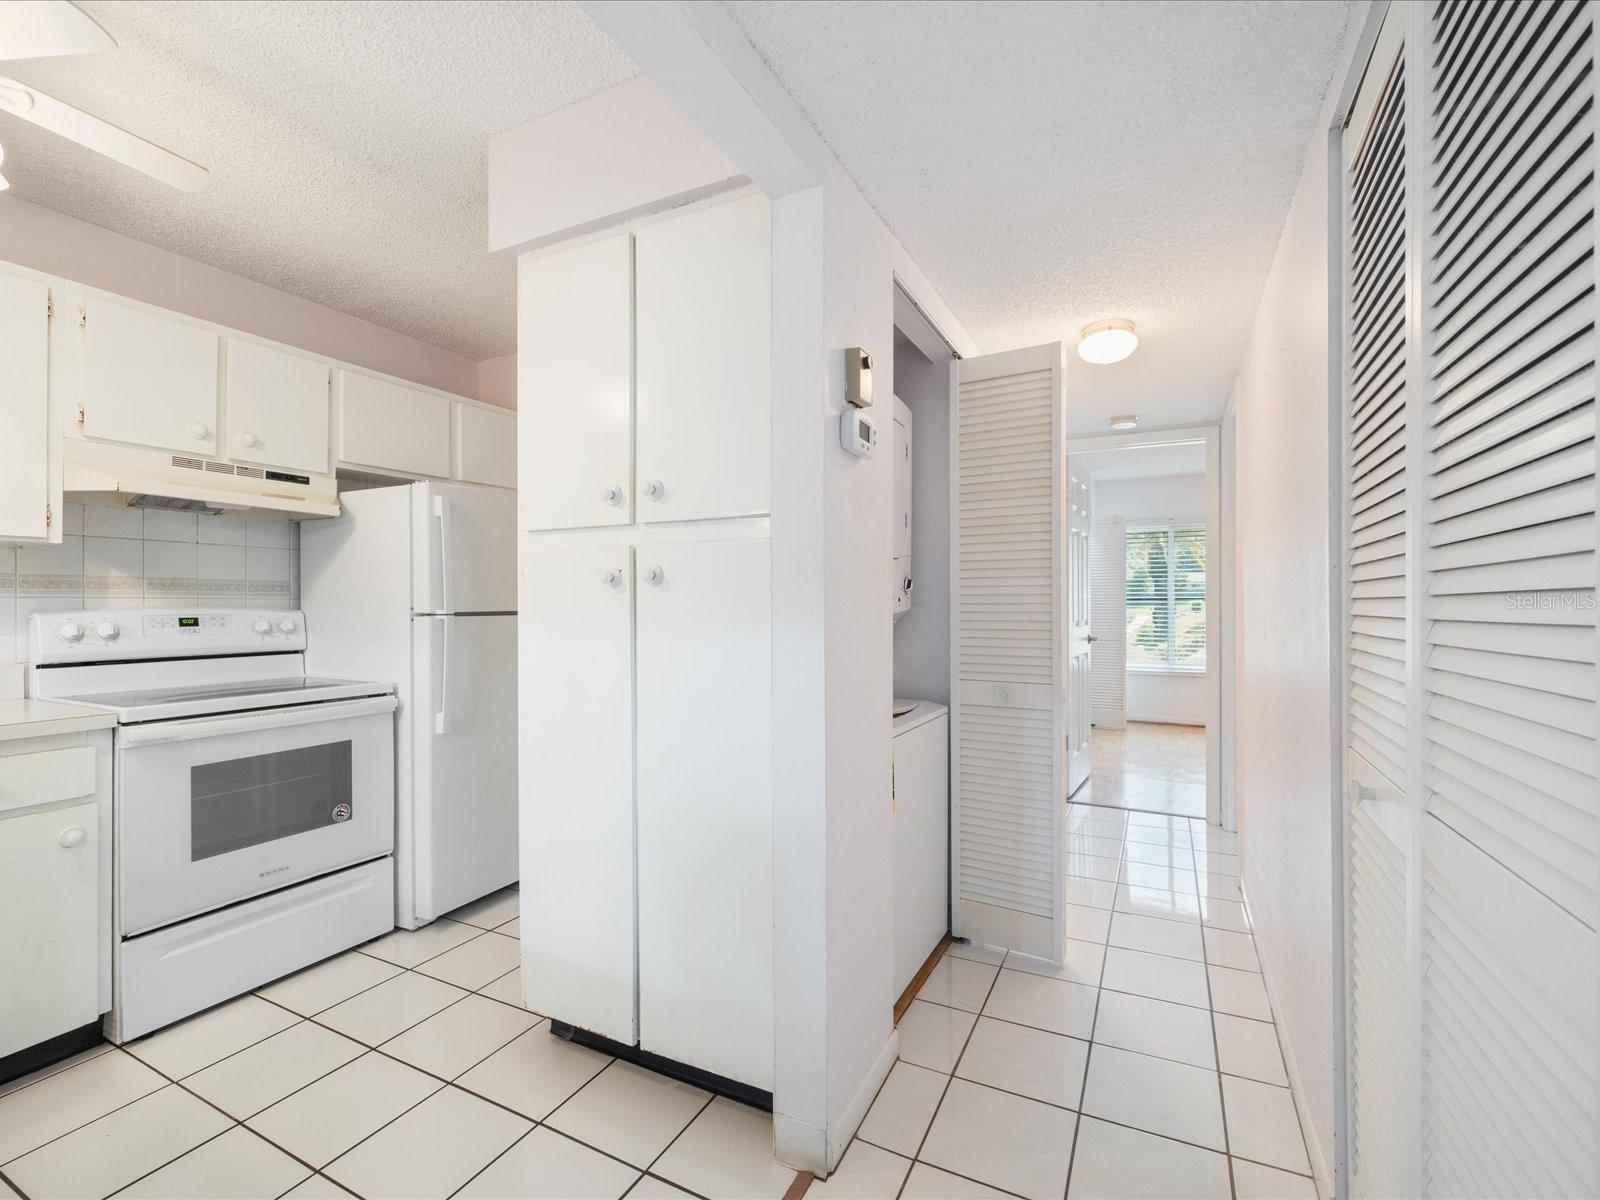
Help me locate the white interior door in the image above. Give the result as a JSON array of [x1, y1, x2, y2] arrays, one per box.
[[519, 543, 636, 1045], [1065, 464, 1092, 795], [950, 343, 1066, 963], [1089, 517, 1127, 729], [635, 537, 772, 1089]]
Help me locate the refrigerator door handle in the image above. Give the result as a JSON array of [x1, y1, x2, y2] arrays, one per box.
[[433, 615, 451, 735], [432, 493, 452, 615]]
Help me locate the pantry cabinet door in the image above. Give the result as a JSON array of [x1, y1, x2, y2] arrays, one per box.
[[82, 294, 219, 455], [519, 542, 636, 1045], [518, 234, 633, 530], [334, 369, 451, 479], [225, 338, 330, 475], [0, 267, 53, 541], [452, 402, 516, 489], [635, 537, 772, 1089], [635, 194, 771, 523]]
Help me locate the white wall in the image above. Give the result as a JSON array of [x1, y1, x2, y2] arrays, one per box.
[[1125, 671, 1205, 725], [892, 336, 951, 704]]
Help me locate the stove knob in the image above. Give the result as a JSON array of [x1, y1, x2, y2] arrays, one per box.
[[277, 616, 298, 634], [252, 618, 273, 636], [57, 621, 85, 643], [94, 621, 119, 641]]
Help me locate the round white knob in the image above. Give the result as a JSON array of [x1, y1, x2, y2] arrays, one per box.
[[603, 486, 623, 506], [58, 827, 87, 849], [645, 565, 665, 586], [240, 432, 259, 448], [277, 616, 297, 634], [252, 618, 273, 635], [643, 480, 665, 500], [602, 569, 623, 588], [57, 621, 84, 642], [94, 621, 119, 641], [191, 423, 211, 441]]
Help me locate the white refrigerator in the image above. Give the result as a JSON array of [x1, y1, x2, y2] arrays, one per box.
[[301, 481, 517, 929]]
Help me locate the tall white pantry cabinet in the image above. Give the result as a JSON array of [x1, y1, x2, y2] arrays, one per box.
[[517, 192, 775, 1094]]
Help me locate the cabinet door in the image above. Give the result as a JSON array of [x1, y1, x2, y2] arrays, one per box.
[[635, 194, 771, 523], [225, 338, 330, 475], [0, 267, 52, 541], [453, 402, 516, 488], [520, 543, 636, 1044], [334, 369, 451, 478], [518, 234, 632, 530], [0, 801, 99, 1057], [82, 294, 219, 455], [636, 537, 772, 1088]]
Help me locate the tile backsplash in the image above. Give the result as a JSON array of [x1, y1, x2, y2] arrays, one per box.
[[1, 502, 300, 663]]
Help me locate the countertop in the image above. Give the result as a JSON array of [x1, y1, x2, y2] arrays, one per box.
[[0, 699, 117, 743]]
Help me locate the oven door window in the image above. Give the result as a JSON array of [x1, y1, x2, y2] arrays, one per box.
[[191, 741, 354, 861]]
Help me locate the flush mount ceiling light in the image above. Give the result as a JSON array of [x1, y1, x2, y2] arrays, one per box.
[[1077, 318, 1138, 365], [1109, 414, 1138, 431]]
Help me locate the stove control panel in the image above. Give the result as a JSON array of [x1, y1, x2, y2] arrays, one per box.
[[28, 608, 309, 664]]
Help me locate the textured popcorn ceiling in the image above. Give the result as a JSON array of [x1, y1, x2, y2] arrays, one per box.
[[723, 0, 1354, 433], [0, 1, 637, 359]]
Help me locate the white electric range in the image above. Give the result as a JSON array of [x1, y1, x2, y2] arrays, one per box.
[[29, 608, 399, 1042]]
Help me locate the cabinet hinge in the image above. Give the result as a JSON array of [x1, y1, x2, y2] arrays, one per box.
[[46, 296, 53, 320], [79, 305, 87, 328], [76, 404, 85, 428], [45, 503, 53, 528]]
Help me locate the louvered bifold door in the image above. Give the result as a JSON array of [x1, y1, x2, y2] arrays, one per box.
[[1419, 0, 1599, 1195], [1090, 517, 1127, 729], [950, 343, 1067, 963]]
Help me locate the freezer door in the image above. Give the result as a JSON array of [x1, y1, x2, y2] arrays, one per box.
[[410, 614, 518, 923], [412, 482, 517, 614]]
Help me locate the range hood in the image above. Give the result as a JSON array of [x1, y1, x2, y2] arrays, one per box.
[[63, 438, 341, 519]]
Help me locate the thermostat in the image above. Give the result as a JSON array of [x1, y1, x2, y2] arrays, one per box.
[[841, 408, 878, 458]]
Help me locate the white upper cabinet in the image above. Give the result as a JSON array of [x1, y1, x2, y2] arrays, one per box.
[[81, 294, 219, 456], [334, 369, 452, 479], [0, 265, 54, 542], [519, 234, 633, 530], [453, 401, 516, 489], [225, 338, 330, 475], [635, 193, 771, 523]]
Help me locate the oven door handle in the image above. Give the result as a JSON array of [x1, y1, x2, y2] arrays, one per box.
[[118, 695, 398, 747]]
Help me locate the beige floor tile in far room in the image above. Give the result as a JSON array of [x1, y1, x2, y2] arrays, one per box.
[[1005, 937, 1105, 987], [448, 887, 521, 931], [115, 1125, 310, 1199], [897, 999, 978, 1073], [1208, 965, 1272, 1022], [1215, 1014, 1288, 1086], [184, 1019, 366, 1120], [1204, 927, 1259, 973], [1230, 1157, 1318, 1199], [982, 968, 1097, 1039], [316, 969, 470, 1046], [360, 917, 481, 968], [1079, 1044, 1225, 1152], [381, 992, 539, 1080], [1222, 1075, 1311, 1174], [1063, 851, 1122, 883], [1196, 871, 1244, 903], [857, 1060, 947, 1157], [5, 1085, 231, 1200], [478, 965, 537, 1012], [1118, 861, 1198, 894], [1092, 990, 1216, 1070], [899, 1162, 1013, 1199], [919, 1078, 1076, 1200], [916, 955, 1000, 1013], [279, 1175, 356, 1199], [455, 1021, 612, 1120], [1114, 884, 1201, 923], [1064, 875, 1117, 910], [126, 994, 301, 1079], [323, 1083, 531, 1200], [1107, 911, 1205, 962], [624, 1176, 698, 1199], [945, 939, 1007, 967], [545, 1060, 711, 1168], [416, 930, 522, 991], [1064, 902, 1112, 943], [1100, 946, 1210, 1009], [955, 1015, 1088, 1109], [0, 1047, 167, 1165], [808, 1140, 912, 1199], [246, 1051, 440, 1168], [257, 949, 402, 1017], [1066, 1115, 1231, 1200], [651, 1096, 797, 1200], [458, 1127, 640, 1200]]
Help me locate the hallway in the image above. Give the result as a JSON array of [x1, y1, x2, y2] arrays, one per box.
[[1081, 723, 1206, 819]]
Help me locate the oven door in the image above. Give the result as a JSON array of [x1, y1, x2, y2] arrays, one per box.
[[116, 695, 397, 935]]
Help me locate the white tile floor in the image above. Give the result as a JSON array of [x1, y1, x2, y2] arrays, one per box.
[[0, 806, 1312, 1200], [0, 888, 797, 1200]]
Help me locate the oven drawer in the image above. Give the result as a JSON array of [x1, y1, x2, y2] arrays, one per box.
[[116, 696, 397, 935]]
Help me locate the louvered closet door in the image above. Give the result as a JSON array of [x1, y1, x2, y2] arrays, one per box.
[[1090, 517, 1127, 729], [1419, 0, 1598, 1194], [950, 343, 1066, 962]]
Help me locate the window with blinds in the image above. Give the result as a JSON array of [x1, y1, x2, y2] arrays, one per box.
[[1125, 523, 1206, 669]]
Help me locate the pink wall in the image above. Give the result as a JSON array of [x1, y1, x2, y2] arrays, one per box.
[[0, 193, 502, 405]]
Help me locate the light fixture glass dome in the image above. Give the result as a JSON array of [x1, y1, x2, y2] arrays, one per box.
[[1077, 318, 1138, 364]]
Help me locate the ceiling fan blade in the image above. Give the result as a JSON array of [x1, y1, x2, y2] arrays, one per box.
[[0, 76, 209, 192], [0, 1, 115, 62]]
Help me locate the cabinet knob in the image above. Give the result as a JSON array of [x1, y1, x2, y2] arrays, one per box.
[[642, 479, 665, 500], [645, 565, 665, 586], [240, 431, 259, 448], [58, 827, 87, 849], [191, 423, 211, 441], [602, 569, 623, 588], [602, 486, 624, 506]]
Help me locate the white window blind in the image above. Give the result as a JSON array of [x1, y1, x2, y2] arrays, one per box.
[[1125, 523, 1206, 669]]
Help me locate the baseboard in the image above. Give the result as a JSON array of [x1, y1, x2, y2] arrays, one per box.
[[825, 1028, 899, 1174], [1240, 879, 1332, 1199], [774, 1112, 828, 1175]]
